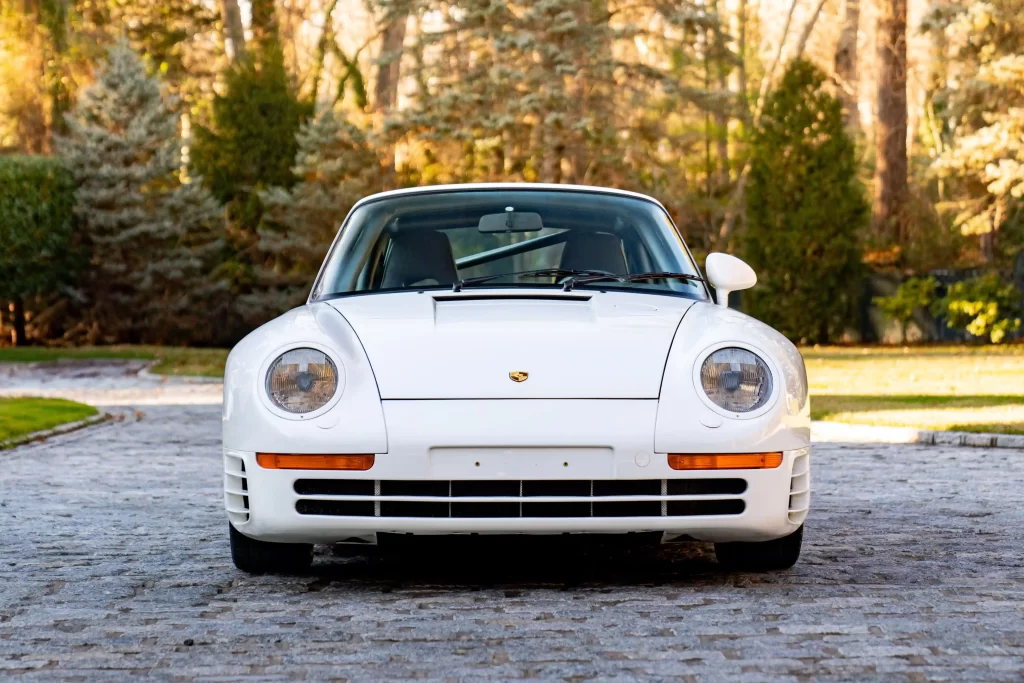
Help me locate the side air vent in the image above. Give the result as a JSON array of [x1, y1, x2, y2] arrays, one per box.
[[223, 451, 250, 524], [788, 448, 810, 524]]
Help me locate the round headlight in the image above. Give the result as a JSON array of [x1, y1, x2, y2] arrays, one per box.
[[266, 348, 339, 414], [699, 347, 773, 413]]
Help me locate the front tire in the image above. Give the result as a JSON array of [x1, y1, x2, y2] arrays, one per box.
[[714, 525, 803, 572], [229, 524, 314, 574]]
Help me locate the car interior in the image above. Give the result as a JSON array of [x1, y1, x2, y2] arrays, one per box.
[[315, 192, 707, 300]]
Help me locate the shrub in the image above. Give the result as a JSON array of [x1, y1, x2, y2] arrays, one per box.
[[873, 276, 939, 342], [933, 273, 1022, 343], [742, 60, 868, 343], [57, 44, 223, 344], [0, 155, 76, 346], [191, 42, 312, 205]]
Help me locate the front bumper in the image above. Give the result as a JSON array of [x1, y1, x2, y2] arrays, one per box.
[[224, 400, 810, 544]]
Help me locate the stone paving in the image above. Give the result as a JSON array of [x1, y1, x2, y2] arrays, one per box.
[[1, 378, 1023, 680], [0, 360, 221, 406]]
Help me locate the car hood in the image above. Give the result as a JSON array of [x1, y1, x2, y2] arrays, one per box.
[[326, 290, 697, 399]]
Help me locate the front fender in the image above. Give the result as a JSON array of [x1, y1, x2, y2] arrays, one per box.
[[655, 302, 810, 453], [222, 303, 388, 454]]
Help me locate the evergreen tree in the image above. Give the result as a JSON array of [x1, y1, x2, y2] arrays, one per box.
[[926, 0, 1024, 265], [0, 156, 77, 345], [57, 43, 223, 344], [743, 60, 867, 344], [190, 42, 311, 206], [388, 0, 729, 211], [238, 110, 384, 321], [190, 24, 313, 332]]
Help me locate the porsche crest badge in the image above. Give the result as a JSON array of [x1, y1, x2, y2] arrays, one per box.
[[509, 371, 529, 383]]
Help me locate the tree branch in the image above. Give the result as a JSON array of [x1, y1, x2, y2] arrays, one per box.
[[793, 0, 830, 61]]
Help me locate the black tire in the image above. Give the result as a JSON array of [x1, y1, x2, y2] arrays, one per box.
[[229, 524, 314, 574], [714, 525, 803, 572]]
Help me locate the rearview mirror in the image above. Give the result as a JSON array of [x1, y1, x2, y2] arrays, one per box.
[[705, 253, 757, 308], [478, 211, 543, 233]]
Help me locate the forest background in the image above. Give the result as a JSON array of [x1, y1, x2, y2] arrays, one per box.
[[0, 0, 1021, 347]]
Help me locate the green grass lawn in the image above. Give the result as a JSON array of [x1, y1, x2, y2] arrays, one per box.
[[2, 342, 1022, 434], [0, 345, 228, 377], [803, 345, 1024, 434], [0, 397, 99, 445]]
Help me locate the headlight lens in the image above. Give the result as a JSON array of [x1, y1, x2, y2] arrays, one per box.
[[699, 347, 773, 413], [266, 348, 339, 414]]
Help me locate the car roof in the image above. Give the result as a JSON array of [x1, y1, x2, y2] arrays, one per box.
[[351, 183, 668, 212]]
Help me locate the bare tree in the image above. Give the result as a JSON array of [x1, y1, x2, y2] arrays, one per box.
[[874, 0, 908, 245], [219, 0, 246, 62], [717, 0, 800, 249], [374, 14, 408, 113], [792, 0, 829, 60], [710, 0, 732, 188], [834, 0, 860, 134]]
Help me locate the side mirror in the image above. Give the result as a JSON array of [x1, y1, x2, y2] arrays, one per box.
[[705, 253, 757, 308]]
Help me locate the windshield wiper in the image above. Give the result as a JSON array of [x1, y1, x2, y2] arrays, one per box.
[[452, 268, 614, 292], [561, 271, 706, 292]]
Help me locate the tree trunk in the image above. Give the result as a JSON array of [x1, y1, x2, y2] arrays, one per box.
[[793, 0, 829, 60], [219, 0, 246, 61], [716, 0, 798, 250], [309, 0, 341, 105], [736, 0, 749, 118], [41, 0, 69, 144], [834, 0, 861, 134], [11, 298, 27, 347], [711, 0, 731, 188], [374, 15, 408, 113], [873, 0, 909, 245]]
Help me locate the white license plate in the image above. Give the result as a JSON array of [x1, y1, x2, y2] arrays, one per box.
[[428, 447, 614, 479]]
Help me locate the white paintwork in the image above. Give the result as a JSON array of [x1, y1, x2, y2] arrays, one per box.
[[705, 253, 757, 307], [228, 446, 805, 543], [349, 182, 671, 213], [223, 184, 811, 546], [223, 305, 388, 454], [328, 291, 694, 399], [656, 302, 810, 454]]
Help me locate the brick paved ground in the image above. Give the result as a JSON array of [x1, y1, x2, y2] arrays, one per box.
[[2, 403, 1023, 681]]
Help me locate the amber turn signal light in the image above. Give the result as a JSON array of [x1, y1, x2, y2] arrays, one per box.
[[668, 452, 783, 470], [255, 453, 375, 470]]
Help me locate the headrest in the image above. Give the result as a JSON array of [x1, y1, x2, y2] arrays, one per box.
[[559, 232, 627, 275], [382, 230, 458, 289]]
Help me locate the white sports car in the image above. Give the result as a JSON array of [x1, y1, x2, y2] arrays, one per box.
[[223, 183, 810, 574]]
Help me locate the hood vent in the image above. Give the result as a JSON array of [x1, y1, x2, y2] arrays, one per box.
[[432, 293, 592, 303]]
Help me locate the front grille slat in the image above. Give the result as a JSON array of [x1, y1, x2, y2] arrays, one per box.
[[522, 480, 592, 497], [667, 499, 745, 516], [295, 499, 375, 516], [294, 478, 747, 519], [294, 479, 375, 496]]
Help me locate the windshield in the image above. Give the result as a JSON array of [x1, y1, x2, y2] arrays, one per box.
[[310, 189, 709, 301]]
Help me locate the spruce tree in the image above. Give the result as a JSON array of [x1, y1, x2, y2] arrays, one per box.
[[389, 0, 725, 199], [238, 110, 384, 321], [57, 44, 223, 344], [190, 43, 311, 206], [743, 60, 867, 344], [189, 26, 313, 331]]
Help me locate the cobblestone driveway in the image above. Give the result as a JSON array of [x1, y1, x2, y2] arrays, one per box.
[[2, 404, 1023, 681]]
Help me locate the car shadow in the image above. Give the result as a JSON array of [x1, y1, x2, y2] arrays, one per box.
[[294, 535, 783, 590]]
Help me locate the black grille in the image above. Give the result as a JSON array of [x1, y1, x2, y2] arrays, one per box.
[[294, 479, 374, 496], [295, 499, 375, 516], [293, 479, 746, 519]]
